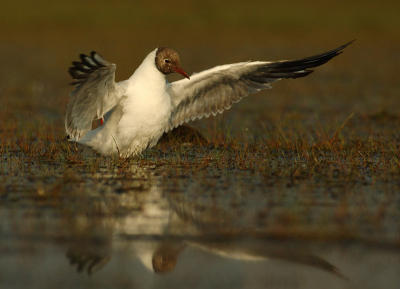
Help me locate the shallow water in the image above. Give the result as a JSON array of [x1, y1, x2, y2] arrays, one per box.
[[1, 154, 399, 289]]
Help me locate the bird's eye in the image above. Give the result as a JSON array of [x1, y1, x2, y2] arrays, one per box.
[[164, 59, 171, 64]]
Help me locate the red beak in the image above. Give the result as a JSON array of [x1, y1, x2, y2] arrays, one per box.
[[173, 66, 190, 79]]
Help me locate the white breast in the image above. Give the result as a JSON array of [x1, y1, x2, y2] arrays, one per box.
[[116, 50, 172, 156]]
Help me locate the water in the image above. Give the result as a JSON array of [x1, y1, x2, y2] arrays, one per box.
[[1, 156, 399, 289]]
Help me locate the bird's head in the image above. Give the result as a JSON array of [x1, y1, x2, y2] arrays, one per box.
[[155, 47, 190, 79]]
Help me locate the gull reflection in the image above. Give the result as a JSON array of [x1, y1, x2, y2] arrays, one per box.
[[59, 165, 345, 279]]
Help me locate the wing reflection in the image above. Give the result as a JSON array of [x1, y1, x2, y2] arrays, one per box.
[[66, 247, 111, 275]]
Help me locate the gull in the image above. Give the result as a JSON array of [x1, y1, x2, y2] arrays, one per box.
[[65, 41, 353, 157]]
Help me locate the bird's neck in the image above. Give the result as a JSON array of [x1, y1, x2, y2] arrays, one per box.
[[128, 49, 166, 88]]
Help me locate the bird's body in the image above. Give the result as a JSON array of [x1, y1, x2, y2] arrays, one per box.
[[76, 49, 172, 156], [65, 42, 352, 157]]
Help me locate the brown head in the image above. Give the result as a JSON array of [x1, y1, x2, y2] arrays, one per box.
[[155, 47, 190, 79], [152, 247, 179, 274]]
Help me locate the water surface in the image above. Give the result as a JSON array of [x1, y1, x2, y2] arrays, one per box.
[[1, 154, 399, 289]]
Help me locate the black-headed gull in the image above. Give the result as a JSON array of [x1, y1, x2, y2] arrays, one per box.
[[65, 41, 352, 157]]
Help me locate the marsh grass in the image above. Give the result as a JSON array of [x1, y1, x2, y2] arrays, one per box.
[[2, 110, 399, 188]]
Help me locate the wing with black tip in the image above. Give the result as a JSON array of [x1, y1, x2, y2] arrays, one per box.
[[65, 51, 123, 140], [167, 41, 353, 131]]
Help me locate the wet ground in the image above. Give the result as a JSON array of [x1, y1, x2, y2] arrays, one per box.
[[1, 138, 400, 289], [1, 1, 400, 288]]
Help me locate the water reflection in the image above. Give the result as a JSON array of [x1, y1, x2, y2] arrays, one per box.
[[57, 166, 344, 279], [2, 164, 400, 289]]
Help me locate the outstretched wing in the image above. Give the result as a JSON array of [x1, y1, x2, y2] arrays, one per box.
[[65, 51, 123, 140], [167, 41, 353, 131]]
